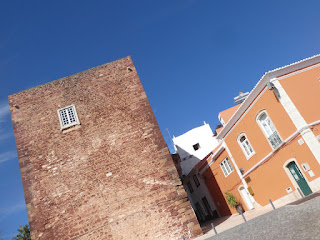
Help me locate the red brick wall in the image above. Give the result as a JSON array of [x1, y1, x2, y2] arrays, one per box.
[[9, 57, 202, 240]]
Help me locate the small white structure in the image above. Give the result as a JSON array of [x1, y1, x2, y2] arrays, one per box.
[[173, 122, 220, 222], [173, 122, 220, 176]]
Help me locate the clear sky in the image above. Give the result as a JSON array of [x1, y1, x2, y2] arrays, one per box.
[[1, 0, 320, 238]]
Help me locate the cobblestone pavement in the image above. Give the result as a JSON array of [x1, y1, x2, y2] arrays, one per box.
[[205, 194, 320, 240]]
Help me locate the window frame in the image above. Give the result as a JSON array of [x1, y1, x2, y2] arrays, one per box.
[[220, 157, 234, 177], [57, 104, 80, 130], [186, 181, 194, 193], [193, 143, 200, 151], [193, 174, 200, 187], [256, 110, 282, 150], [195, 202, 206, 221], [237, 132, 255, 159]]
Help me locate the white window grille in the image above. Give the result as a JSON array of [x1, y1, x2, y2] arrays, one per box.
[[58, 105, 80, 130], [238, 133, 255, 159], [257, 112, 282, 149], [220, 157, 234, 177]]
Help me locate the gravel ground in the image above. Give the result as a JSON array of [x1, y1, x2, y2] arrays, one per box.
[[206, 195, 320, 240]]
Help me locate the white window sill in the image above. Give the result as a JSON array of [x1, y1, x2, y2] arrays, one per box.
[[246, 152, 256, 160]]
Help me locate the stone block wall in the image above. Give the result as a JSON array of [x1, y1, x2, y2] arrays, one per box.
[[9, 57, 202, 239]]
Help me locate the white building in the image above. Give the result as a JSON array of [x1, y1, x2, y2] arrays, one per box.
[[173, 122, 220, 222], [173, 122, 220, 176]]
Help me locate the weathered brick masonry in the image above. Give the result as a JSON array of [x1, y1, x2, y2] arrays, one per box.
[[9, 57, 202, 240]]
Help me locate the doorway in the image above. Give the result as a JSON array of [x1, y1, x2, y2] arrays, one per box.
[[202, 197, 219, 220], [239, 186, 254, 210], [287, 161, 312, 197]]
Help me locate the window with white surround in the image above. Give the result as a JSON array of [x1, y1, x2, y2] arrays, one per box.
[[257, 111, 282, 149], [58, 105, 80, 130], [220, 157, 234, 177], [237, 133, 255, 159]]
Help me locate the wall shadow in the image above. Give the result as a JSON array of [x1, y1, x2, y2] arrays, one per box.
[[203, 165, 232, 217], [171, 144, 232, 226]]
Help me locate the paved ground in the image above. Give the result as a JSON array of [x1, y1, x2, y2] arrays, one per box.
[[196, 203, 276, 240], [199, 193, 320, 240]]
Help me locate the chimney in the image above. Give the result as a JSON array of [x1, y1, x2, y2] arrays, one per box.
[[234, 92, 249, 104]]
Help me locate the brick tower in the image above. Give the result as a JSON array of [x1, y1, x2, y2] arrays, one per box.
[[9, 57, 202, 239]]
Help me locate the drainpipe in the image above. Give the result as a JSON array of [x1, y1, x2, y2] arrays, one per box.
[[222, 142, 255, 203]]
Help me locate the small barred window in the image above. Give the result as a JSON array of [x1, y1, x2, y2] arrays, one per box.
[[58, 105, 80, 130]]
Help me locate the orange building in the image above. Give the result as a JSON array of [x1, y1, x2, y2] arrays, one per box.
[[197, 54, 320, 216]]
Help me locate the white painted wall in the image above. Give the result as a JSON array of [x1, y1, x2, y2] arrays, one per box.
[[173, 122, 220, 176]]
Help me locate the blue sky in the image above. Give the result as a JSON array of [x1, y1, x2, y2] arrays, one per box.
[[1, 0, 320, 238]]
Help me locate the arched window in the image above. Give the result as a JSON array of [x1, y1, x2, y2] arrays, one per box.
[[237, 133, 255, 159], [257, 111, 282, 149]]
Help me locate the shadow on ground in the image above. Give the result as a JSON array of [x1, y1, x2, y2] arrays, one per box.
[[200, 215, 231, 234]]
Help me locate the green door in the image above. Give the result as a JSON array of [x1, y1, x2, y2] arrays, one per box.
[[288, 162, 312, 196]]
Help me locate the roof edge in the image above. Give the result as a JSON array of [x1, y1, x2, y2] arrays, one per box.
[[8, 56, 133, 98], [217, 54, 320, 139]]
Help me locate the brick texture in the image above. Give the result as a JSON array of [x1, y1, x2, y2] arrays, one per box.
[[9, 57, 202, 240]]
